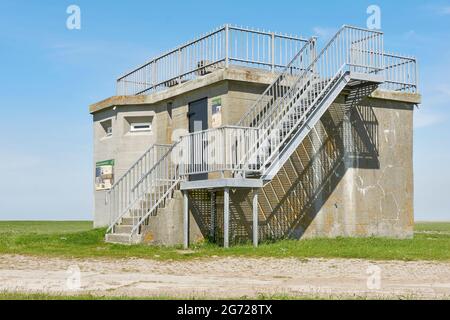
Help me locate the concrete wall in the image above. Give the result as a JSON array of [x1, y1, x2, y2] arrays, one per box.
[[93, 104, 165, 227], [217, 96, 415, 244], [139, 191, 205, 245], [91, 66, 418, 244], [92, 79, 229, 227]]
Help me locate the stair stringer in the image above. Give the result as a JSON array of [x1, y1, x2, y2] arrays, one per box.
[[261, 72, 351, 182], [105, 191, 178, 245], [261, 72, 382, 182]]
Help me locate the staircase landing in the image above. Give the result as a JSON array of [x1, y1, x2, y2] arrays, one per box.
[[180, 178, 263, 191]]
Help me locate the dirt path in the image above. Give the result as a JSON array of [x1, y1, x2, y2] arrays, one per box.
[[0, 254, 449, 299]]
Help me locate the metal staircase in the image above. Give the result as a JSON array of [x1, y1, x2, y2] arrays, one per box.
[[105, 143, 181, 243], [234, 26, 384, 181], [104, 26, 400, 244]]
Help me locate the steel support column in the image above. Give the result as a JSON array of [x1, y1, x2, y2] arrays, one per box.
[[210, 191, 216, 241], [183, 191, 189, 249], [223, 188, 230, 248], [252, 189, 259, 247]]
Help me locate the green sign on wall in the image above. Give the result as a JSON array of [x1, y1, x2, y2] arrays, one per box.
[[96, 159, 115, 167], [95, 159, 115, 191]]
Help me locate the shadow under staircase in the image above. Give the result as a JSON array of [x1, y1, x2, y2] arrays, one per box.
[[105, 26, 392, 244]]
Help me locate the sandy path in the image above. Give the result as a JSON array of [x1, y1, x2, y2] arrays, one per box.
[[0, 254, 449, 299]]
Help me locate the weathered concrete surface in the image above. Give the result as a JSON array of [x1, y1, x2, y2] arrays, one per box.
[[298, 96, 415, 239], [1, 255, 449, 299], [371, 89, 422, 104], [221, 97, 415, 243], [140, 191, 204, 246], [93, 106, 163, 227], [89, 66, 276, 114], [91, 65, 420, 241], [92, 81, 228, 227]]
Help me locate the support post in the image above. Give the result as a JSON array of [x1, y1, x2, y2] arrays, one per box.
[[210, 191, 216, 241], [178, 48, 182, 84], [252, 189, 259, 247], [225, 24, 229, 68], [223, 188, 230, 248], [271, 32, 275, 73], [183, 191, 189, 249]]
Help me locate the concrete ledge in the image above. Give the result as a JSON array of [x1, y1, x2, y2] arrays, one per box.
[[89, 66, 276, 114], [90, 66, 421, 114], [370, 89, 422, 104], [180, 178, 263, 190]]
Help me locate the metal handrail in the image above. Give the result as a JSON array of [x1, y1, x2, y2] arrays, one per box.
[[107, 143, 171, 192], [177, 126, 260, 176], [237, 37, 317, 128], [105, 144, 172, 232], [381, 53, 418, 93], [127, 142, 180, 237], [107, 142, 180, 235], [234, 25, 384, 174], [106, 25, 420, 239], [116, 24, 308, 96]]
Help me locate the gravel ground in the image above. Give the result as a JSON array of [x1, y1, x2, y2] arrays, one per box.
[[0, 254, 449, 299]]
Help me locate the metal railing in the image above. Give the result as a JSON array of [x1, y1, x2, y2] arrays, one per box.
[[235, 25, 384, 174], [178, 126, 260, 176], [116, 24, 308, 96], [106, 144, 172, 232], [381, 53, 418, 93], [237, 37, 317, 128], [106, 126, 259, 236], [127, 143, 181, 237], [106, 25, 420, 238]]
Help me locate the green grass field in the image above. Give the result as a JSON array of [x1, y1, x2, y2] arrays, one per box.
[[0, 221, 92, 235], [0, 221, 449, 261], [0, 291, 354, 300]]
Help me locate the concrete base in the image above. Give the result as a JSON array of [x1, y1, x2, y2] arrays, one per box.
[[93, 65, 419, 246], [140, 191, 204, 246]]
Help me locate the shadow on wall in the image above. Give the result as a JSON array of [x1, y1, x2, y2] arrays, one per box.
[[189, 85, 381, 245]]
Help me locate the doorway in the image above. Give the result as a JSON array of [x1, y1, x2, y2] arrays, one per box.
[[188, 98, 208, 181]]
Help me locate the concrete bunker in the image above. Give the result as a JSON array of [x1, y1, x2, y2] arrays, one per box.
[[90, 25, 420, 246]]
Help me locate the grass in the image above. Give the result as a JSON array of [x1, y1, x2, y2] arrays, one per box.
[[0, 291, 411, 300], [0, 221, 449, 261], [414, 221, 450, 233], [0, 221, 92, 235], [0, 292, 190, 300]]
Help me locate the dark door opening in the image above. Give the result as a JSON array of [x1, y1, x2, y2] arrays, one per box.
[[188, 98, 208, 181]]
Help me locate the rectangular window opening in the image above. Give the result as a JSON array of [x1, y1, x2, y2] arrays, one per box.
[[100, 119, 113, 138], [130, 122, 152, 132]]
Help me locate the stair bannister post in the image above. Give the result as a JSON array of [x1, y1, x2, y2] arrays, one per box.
[[225, 24, 229, 68], [224, 187, 230, 248], [252, 189, 259, 247], [178, 48, 182, 84], [183, 190, 189, 249], [271, 32, 275, 73]]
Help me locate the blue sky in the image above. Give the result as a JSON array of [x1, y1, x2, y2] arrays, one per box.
[[0, 0, 449, 221]]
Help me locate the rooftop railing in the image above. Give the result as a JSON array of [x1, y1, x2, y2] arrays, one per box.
[[381, 52, 418, 93], [116, 24, 308, 96], [116, 25, 419, 96]]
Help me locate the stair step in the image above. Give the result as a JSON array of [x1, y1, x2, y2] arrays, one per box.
[[114, 225, 133, 233], [105, 233, 131, 244], [121, 217, 135, 225]]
